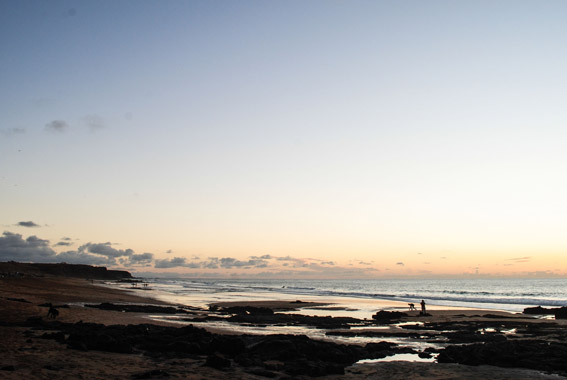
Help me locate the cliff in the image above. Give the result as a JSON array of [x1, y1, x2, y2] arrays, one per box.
[[0, 261, 132, 280]]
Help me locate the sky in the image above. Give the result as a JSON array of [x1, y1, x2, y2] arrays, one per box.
[[1, 0, 567, 278]]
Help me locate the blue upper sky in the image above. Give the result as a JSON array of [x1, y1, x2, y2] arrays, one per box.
[[1, 1, 567, 278]]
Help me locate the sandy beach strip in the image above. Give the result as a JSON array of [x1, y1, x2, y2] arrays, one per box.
[[0, 276, 176, 326]]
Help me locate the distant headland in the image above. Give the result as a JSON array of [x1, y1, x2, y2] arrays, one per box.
[[0, 261, 132, 280]]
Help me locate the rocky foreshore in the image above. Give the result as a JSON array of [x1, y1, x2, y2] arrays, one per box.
[[2, 272, 567, 379], [17, 317, 410, 377], [4, 304, 566, 378]]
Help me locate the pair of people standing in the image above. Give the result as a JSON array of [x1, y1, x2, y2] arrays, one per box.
[[409, 300, 427, 315]]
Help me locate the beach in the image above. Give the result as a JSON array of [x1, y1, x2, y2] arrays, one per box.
[[1, 273, 566, 379]]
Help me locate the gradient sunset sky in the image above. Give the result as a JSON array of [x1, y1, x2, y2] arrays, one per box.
[[2, 1, 567, 278]]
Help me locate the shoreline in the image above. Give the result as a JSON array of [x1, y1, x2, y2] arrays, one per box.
[[2, 275, 566, 379]]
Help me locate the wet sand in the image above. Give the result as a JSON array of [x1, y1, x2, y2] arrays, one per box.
[[1, 275, 564, 379]]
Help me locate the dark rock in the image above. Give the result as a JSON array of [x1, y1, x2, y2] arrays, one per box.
[[523, 306, 554, 315], [38, 303, 69, 309], [424, 347, 440, 354], [6, 297, 31, 303], [85, 303, 188, 314], [204, 354, 231, 369], [364, 341, 397, 358], [234, 354, 263, 368], [166, 341, 202, 354], [246, 368, 278, 378], [1, 365, 15, 371], [481, 314, 514, 319], [365, 341, 397, 351], [438, 340, 567, 376], [371, 310, 407, 322], [226, 312, 360, 329], [91, 333, 133, 353], [43, 364, 62, 371], [221, 306, 274, 315], [522, 306, 567, 319], [284, 359, 345, 377], [40, 332, 66, 342], [66, 329, 133, 354], [211, 336, 246, 355], [249, 337, 298, 360], [445, 330, 507, 344], [67, 341, 88, 351], [554, 307, 567, 319], [16, 320, 382, 377], [25, 316, 44, 325], [132, 369, 170, 379]]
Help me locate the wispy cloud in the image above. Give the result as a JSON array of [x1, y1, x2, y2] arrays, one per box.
[[54, 241, 73, 247], [507, 256, 532, 263], [45, 120, 68, 133], [16, 221, 41, 228], [84, 114, 105, 131], [1, 128, 26, 137]]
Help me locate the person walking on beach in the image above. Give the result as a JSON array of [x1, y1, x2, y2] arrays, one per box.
[[420, 299, 426, 315]]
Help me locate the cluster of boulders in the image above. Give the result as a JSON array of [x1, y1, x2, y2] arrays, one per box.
[[28, 318, 413, 377]]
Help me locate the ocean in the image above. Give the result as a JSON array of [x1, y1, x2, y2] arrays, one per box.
[[122, 277, 567, 314]]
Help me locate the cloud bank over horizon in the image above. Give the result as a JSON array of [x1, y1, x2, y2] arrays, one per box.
[[0, 230, 381, 278], [0, 231, 560, 279]]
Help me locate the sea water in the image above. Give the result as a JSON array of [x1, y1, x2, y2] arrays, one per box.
[[122, 277, 567, 313]]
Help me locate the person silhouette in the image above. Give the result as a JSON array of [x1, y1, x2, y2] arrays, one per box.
[[47, 303, 59, 319], [420, 299, 426, 315]]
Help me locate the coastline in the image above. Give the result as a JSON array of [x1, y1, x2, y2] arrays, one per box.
[[2, 274, 566, 379]]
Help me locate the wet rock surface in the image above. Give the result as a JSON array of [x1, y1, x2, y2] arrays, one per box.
[[437, 340, 567, 376], [19, 318, 409, 377], [85, 302, 196, 314], [12, 309, 567, 378], [224, 312, 362, 329], [371, 310, 408, 323]]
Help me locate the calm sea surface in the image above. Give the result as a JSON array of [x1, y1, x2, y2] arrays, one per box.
[[125, 278, 567, 313]]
